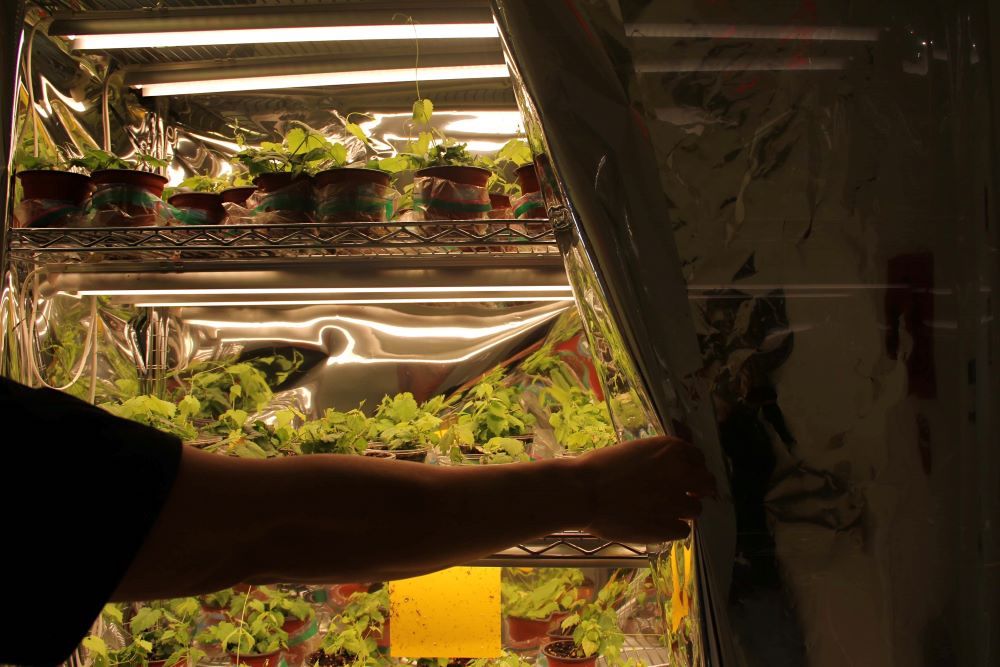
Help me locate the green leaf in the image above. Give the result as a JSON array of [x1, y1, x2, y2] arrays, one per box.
[[412, 98, 434, 124]]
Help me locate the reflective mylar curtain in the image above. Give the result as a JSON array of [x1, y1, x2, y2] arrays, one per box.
[[497, 0, 999, 666]]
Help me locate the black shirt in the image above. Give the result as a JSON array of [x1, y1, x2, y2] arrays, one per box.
[[0, 377, 182, 666]]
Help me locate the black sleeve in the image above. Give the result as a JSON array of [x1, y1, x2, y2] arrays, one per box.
[[0, 377, 182, 666]]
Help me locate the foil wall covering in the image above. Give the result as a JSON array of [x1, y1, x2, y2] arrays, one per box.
[[497, 0, 999, 665]]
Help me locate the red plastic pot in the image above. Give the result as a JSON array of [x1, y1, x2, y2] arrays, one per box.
[[506, 615, 553, 644], [149, 659, 187, 667], [17, 170, 92, 204], [228, 651, 282, 667], [168, 192, 225, 225], [514, 164, 540, 195], [253, 172, 311, 193], [221, 186, 256, 206], [90, 169, 168, 227], [542, 641, 597, 667], [416, 165, 491, 187], [282, 616, 310, 637], [328, 583, 369, 605], [91, 169, 168, 197], [489, 192, 511, 210], [314, 167, 390, 189]]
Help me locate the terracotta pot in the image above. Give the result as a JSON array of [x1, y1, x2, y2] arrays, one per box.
[[416, 165, 491, 187], [489, 192, 511, 210], [542, 641, 596, 667], [90, 169, 168, 227], [253, 172, 310, 193], [514, 164, 540, 194], [506, 615, 553, 644], [314, 167, 390, 189], [221, 186, 256, 206], [17, 170, 92, 204], [168, 192, 225, 225], [228, 651, 282, 667]]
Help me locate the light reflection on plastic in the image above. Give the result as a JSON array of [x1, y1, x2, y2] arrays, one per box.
[[443, 111, 524, 136], [81, 286, 571, 296]]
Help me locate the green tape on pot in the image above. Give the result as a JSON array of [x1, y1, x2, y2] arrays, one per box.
[[512, 191, 546, 219], [13, 199, 85, 228], [287, 618, 320, 647], [254, 192, 313, 214], [164, 203, 214, 225]]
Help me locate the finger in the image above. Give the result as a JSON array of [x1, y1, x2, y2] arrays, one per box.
[[675, 441, 705, 466], [657, 519, 691, 541], [686, 470, 718, 498]]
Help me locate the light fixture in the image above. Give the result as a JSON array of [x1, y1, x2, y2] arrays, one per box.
[[78, 286, 572, 296], [135, 64, 509, 97], [626, 23, 881, 42], [123, 51, 508, 96], [132, 297, 573, 308], [49, 2, 497, 50]]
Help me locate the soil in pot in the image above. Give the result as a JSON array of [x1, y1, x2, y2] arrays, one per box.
[[90, 169, 168, 227], [168, 192, 225, 225], [228, 651, 282, 667], [413, 166, 492, 221], [221, 186, 257, 206], [305, 650, 363, 667], [17, 170, 92, 205], [506, 615, 553, 645], [542, 640, 597, 667]]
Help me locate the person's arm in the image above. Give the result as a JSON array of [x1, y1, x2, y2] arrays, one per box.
[[113, 436, 715, 600]]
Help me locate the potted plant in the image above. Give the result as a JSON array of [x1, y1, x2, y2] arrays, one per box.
[[100, 394, 200, 443], [304, 623, 380, 667], [198, 600, 289, 667], [294, 407, 371, 455], [478, 139, 533, 218], [220, 170, 257, 207], [171, 352, 301, 422], [14, 138, 93, 211], [443, 367, 535, 460], [69, 147, 169, 226], [234, 124, 342, 223], [337, 587, 390, 650], [165, 175, 228, 225], [202, 588, 237, 615], [206, 408, 301, 459], [313, 118, 396, 224], [542, 607, 633, 667], [235, 586, 316, 641], [502, 571, 582, 648], [84, 599, 206, 667], [546, 386, 618, 455], [548, 574, 628, 642], [368, 392, 443, 462]]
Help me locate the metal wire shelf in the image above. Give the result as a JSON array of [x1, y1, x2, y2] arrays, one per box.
[[479, 532, 648, 567], [8, 220, 559, 267]]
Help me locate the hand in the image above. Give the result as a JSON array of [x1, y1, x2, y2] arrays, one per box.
[[574, 436, 716, 543]]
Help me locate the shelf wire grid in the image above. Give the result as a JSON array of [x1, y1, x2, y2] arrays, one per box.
[[8, 220, 559, 266]]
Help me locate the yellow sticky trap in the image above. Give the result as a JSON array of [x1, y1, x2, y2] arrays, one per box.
[[389, 567, 502, 659]]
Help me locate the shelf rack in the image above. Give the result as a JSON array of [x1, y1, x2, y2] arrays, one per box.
[[480, 532, 649, 567], [7, 220, 559, 269]]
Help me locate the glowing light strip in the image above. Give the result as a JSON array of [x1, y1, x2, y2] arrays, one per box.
[[136, 64, 509, 96], [70, 23, 500, 50], [133, 297, 573, 308], [80, 285, 571, 297]]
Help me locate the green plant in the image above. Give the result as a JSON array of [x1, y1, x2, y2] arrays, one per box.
[[207, 407, 303, 459], [478, 437, 529, 465], [454, 367, 535, 445], [201, 588, 236, 610], [478, 139, 532, 196], [467, 655, 532, 667], [546, 386, 617, 453], [502, 570, 582, 620], [337, 588, 389, 636], [235, 124, 347, 178], [295, 408, 371, 455], [369, 392, 442, 451], [84, 599, 206, 667], [313, 624, 380, 667], [100, 394, 200, 441], [14, 136, 69, 171], [173, 352, 301, 420], [199, 597, 289, 656], [68, 147, 168, 173]]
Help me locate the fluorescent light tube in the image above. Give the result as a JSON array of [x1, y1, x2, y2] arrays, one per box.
[[69, 23, 499, 50], [133, 297, 573, 308], [136, 64, 509, 96], [79, 286, 572, 296]]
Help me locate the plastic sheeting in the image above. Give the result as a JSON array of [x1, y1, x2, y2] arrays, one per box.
[[495, 0, 999, 665]]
